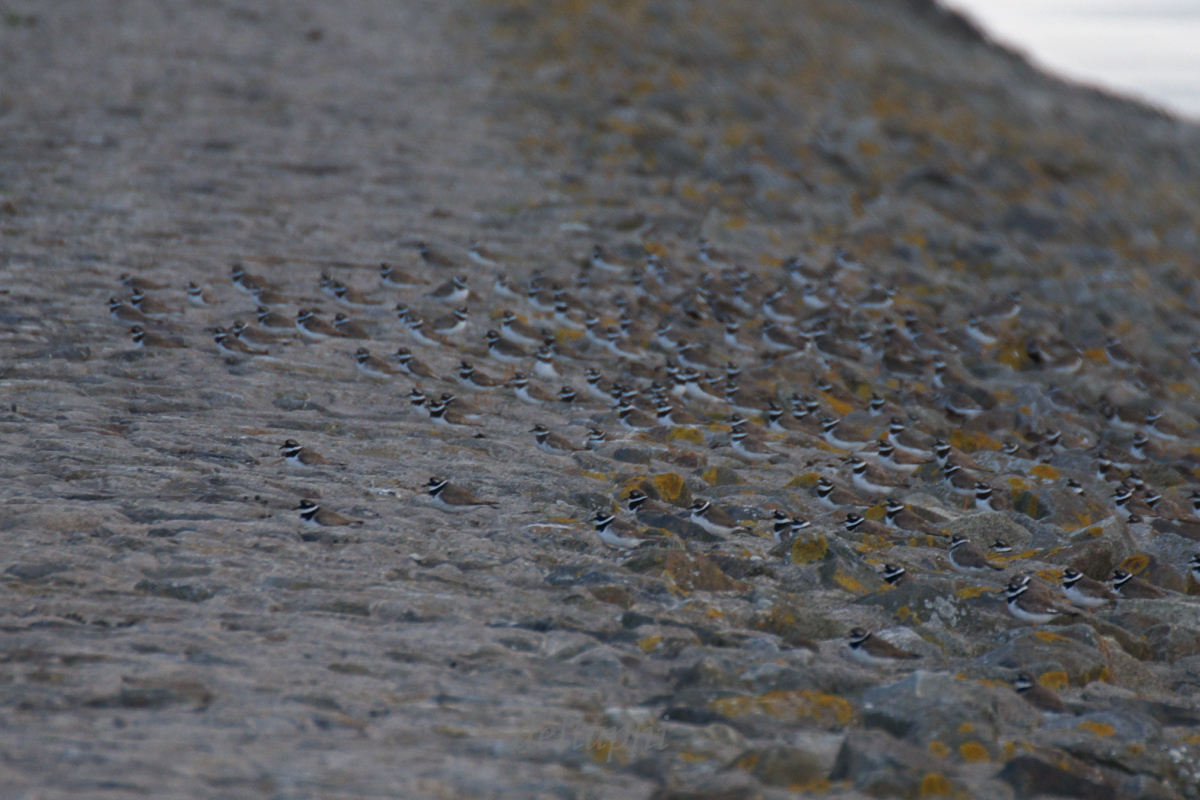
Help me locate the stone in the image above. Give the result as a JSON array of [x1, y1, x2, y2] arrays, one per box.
[[1146, 624, 1200, 662], [612, 448, 654, 466], [977, 627, 1110, 685], [750, 596, 844, 643], [1056, 521, 1138, 578], [860, 670, 1037, 758], [698, 466, 742, 487], [997, 753, 1118, 800], [855, 576, 1008, 635], [727, 744, 826, 788], [648, 773, 763, 800], [4, 562, 71, 581], [828, 729, 957, 797], [132, 579, 215, 603], [6, 0, 1200, 796], [945, 511, 1033, 550], [622, 550, 748, 592]]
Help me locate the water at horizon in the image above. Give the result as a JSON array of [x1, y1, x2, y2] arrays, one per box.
[[942, 0, 1200, 122]]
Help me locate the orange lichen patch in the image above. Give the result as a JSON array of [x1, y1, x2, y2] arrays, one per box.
[[1035, 569, 1062, 582], [638, 635, 662, 653], [959, 742, 990, 762], [587, 739, 629, 765], [865, 504, 886, 522], [1006, 477, 1030, 491], [790, 535, 828, 564], [1039, 671, 1070, 690], [856, 536, 895, 553], [785, 473, 821, 488], [950, 430, 1001, 452], [928, 741, 950, 758], [678, 751, 711, 763], [581, 471, 612, 482], [919, 772, 954, 797], [711, 690, 857, 728], [831, 570, 866, 593], [1119, 553, 1151, 574], [731, 752, 761, 770], [589, 586, 634, 608], [1030, 464, 1060, 481], [1034, 631, 1069, 644], [955, 586, 991, 599], [958, 722, 976, 734], [995, 343, 1028, 369], [1077, 721, 1116, 737], [1082, 347, 1108, 362], [822, 394, 855, 417], [701, 467, 739, 485], [651, 473, 686, 503], [1012, 489, 1041, 520], [895, 605, 916, 623], [669, 427, 705, 443]]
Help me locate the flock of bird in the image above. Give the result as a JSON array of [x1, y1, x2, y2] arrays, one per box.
[[105, 236, 1200, 687]]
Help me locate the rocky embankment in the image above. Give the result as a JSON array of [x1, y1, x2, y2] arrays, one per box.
[[3, 1, 1200, 798]]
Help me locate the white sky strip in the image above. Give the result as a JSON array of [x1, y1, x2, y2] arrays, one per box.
[[943, 0, 1200, 118]]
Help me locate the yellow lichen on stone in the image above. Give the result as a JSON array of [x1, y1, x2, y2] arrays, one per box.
[[1077, 721, 1116, 737], [701, 467, 739, 485], [831, 570, 866, 593], [1034, 631, 1069, 644], [919, 772, 954, 797], [865, 504, 886, 521], [995, 343, 1027, 369], [651, 473, 685, 503], [1119, 553, 1151, 574], [822, 394, 855, 417], [731, 752, 761, 770], [669, 427, 705, 443], [638, 635, 662, 653], [1039, 671, 1070, 690], [790, 535, 828, 564], [785, 473, 820, 488], [1030, 464, 1060, 481], [955, 586, 991, 599], [710, 690, 857, 728], [959, 742, 990, 762], [950, 430, 1000, 452], [928, 741, 950, 758], [587, 739, 629, 765]]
